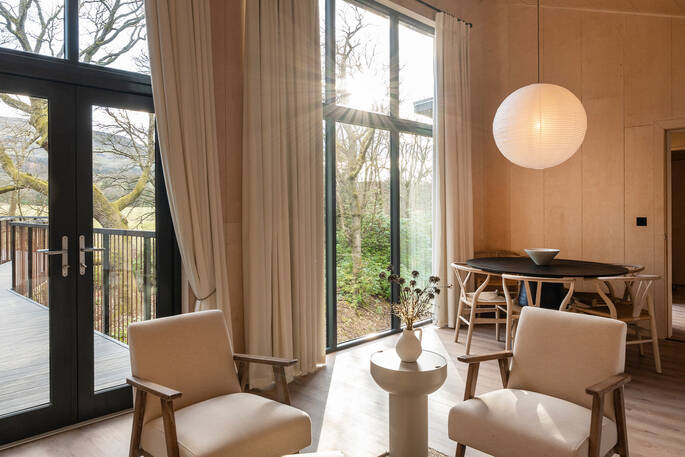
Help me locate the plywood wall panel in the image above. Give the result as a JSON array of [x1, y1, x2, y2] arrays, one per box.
[[581, 97, 625, 263], [542, 8, 582, 95], [625, 126, 655, 272], [623, 15, 671, 127], [477, 1, 514, 251], [581, 12, 623, 101], [507, 4, 537, 91], [672, 18, 685, 118]]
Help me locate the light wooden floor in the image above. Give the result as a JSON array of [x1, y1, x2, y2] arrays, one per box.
[[1, 323, 684, 457], [0, 263, 131, 417]]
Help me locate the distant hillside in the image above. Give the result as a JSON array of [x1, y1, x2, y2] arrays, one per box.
[[0, 116, 151, 196]]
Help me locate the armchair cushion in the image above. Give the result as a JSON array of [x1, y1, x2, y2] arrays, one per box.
[[140, 392, 311, 457], [448, 389, 617, 457]]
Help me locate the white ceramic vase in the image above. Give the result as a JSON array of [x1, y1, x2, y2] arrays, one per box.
[[396, 328, 423, 363]]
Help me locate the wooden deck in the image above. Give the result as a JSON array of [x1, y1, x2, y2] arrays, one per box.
[[0, 263, 131, 417]]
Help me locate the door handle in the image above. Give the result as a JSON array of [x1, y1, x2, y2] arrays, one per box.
[[37, 235, 70, 277], [79, 235, 104, 276]]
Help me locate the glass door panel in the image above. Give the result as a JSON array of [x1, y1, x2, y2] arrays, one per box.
[[335, 122, 391, 343], [0, 92, 51, 416], [0, 76, 77, 445], [90, 104, 156, 391]]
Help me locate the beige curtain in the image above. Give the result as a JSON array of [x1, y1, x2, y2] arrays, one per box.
[[145, 1, 231, 323], [433, 13, 474, 328], [243, 0, 325, 387]]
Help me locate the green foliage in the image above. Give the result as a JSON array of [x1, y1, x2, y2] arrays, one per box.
[[336, 214, 391, 309]]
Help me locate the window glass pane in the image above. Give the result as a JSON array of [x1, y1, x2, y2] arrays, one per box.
[[0, 0, 64, 57], [336, 0, 389, 114], [400, 133, 433, 293], [92, 105, 156, 390], [79, 0, 149, 74], [336, 122, 390, 343], [399, 22, 434, 124], [0, 92, 51, 415]]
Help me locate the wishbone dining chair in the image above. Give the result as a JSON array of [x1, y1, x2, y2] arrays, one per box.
[[501, 274, 576, 350]]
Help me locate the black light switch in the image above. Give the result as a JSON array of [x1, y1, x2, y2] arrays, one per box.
[[637, 217, 647, 226]]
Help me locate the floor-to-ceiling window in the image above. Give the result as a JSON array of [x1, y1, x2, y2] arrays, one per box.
[[321, 0, 434, 350], [0, 0, 180, 444]]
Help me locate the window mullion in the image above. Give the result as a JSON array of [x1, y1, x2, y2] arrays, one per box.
[[389, 13, 400, 331], [64, 0, 79, 62], [390, 128, 400, 331], [324, 0, 337, 350]]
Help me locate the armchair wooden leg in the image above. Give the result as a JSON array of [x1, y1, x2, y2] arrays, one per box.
[[129, 389, 147, 457], [588, 393, 604, 457], [273, 365, 291, 405], [613, 387, 629, 457], [455, 443, 466, 457], [160, 398, 180, 457]]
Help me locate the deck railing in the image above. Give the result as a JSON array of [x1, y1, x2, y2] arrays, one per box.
[[7, 218, 156, 345]]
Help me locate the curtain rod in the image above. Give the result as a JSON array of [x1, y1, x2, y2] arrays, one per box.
[[415, 0, 473, 27]]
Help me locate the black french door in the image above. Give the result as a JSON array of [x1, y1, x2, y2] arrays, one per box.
[[0, 78, 180, 444], [0, 74, 79, 445]]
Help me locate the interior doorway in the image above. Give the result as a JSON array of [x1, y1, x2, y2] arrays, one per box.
[[669, 129, 685, 341]]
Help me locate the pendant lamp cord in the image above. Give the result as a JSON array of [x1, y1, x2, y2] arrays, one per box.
[[537, 0, 541, 83]]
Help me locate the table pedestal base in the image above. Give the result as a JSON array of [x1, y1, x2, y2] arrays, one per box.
[[386, 393, 428, 457]]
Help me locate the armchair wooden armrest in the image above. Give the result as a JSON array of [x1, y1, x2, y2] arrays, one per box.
[[127, 375, 182, 400], [126, 376, 181, 457], [457, 351, 513, 397], [233, 353, 298, 405], [586, 373, 631, 397], [233, 353, 297, 367], [457, 350, 513, 364], [586, 373, 631, 457]]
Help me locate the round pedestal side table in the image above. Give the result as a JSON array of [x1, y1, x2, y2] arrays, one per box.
[[370, 349, 447, 457]]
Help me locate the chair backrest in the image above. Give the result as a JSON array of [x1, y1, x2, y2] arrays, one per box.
[[451, 262, 495, 303], [501, 274, 576, 310], [128, 310, 241, 423], [507, 307, 626, 419], [595, 274, 660, 318]]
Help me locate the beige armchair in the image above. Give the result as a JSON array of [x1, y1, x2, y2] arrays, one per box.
[[449, 307, 630, 457], [126, 310, 311, 457]]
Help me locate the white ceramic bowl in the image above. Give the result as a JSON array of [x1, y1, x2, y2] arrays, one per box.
[[524, 248, 560, 266]]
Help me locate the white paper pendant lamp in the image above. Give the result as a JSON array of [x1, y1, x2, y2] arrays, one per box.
[[493, 83, 587, 169]]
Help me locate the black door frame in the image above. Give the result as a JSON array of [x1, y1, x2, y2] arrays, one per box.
[[0, 74, 79, 444], [0, 53, 181, 444]]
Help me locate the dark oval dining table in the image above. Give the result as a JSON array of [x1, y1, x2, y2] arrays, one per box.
[[466, 257, 629, 309]]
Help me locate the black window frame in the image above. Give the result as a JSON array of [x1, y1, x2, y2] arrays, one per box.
[[324, 0, 434, 352], [0, 0, 152, 96]]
